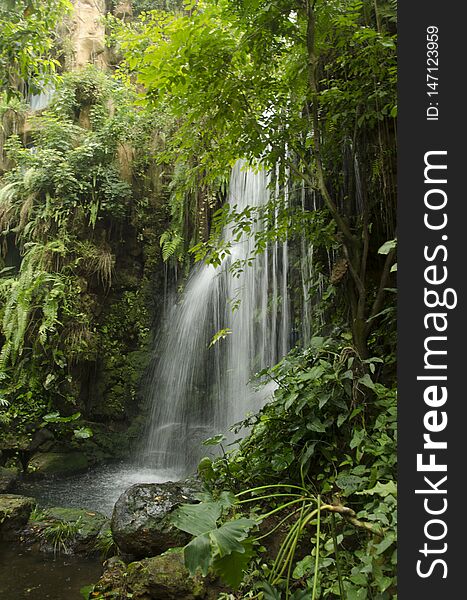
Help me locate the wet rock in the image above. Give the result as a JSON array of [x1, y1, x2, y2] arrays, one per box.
[[0, 467, 18, 493], [0, 494, 35, 540], [111, 481, 200, 558], [28, 451, 89, 477], [22, 506, 109, 555]]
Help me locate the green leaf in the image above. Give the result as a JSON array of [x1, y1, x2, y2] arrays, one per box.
[[202, 434, 226, 446], [258, 582, 282, 600], [377, 239, 396, 255], [209, 518, 256, 557], [336, 474, 363, 494], [209, 328, 232, 348], [358, 373, 376, 391], [299, 365, 325, 381], [345, 584, 368, 600], [171, 502, 222, 536], [184, 533, 212, 576], [293, 555, 313, 579], [356, 480, 397, 498], [213, 540, 254, 588], [73, 427, 93, 439], [43, 411, 81, 423], [350, 428, 365, 449], [375, 532, 396, 555]]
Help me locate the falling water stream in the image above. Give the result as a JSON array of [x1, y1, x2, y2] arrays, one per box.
[[142, 162, 290, 474]]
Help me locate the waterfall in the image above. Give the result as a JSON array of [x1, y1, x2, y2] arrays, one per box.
[[28, 85, 55, 112], [143, 162, 290, 475]]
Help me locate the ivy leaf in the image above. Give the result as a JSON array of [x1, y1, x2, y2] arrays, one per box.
[[184, 533, 212, 576], [345, 584, 368, 600]]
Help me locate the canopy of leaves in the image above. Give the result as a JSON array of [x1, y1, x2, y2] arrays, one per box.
[[0, 0, 71, 96]]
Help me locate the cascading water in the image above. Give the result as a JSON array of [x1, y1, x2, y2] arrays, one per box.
[[28, 84, 55, 112], [142, 161, 290, 475]]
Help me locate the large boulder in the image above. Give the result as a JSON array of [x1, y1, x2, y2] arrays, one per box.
[[127, 549, 207, 600], [0, 494, 35, 540], [111, 481, 200, 558], [28, 451, 89, 477], [94, 549, 213, 600]]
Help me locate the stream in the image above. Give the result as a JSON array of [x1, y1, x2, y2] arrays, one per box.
[[0, 542, 102, 599]]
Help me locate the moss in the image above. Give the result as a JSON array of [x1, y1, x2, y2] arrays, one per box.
[[28, 451, 89, 477]]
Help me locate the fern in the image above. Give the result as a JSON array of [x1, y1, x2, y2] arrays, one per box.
[[160, 229, 183, 261]]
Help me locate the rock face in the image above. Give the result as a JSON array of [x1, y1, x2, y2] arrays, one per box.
[[111, 481, 200, 558], [95, 549, 212, 600], [0, 494, 35, 540], [67, 0, 107, 69]]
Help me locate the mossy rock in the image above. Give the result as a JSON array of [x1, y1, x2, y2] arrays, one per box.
[[94, 549, 210, 600], [127, 548, 207, 599], [25, 506, 109, 555], [0, 467, 18, 493], [0, 494, 35, 540], [28, 451, 89, 477]]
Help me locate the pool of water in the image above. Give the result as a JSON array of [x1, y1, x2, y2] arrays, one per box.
[[14, 461, 180, 516], [0, 543, 102, 599]]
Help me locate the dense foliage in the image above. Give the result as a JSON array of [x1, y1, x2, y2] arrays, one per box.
[[0, 67, 169, 448], [0, 0, 71, 96]]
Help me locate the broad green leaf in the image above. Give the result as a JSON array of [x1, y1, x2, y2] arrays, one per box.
[[213, 540, 254, 588], [299, 365, 325, 381], [171, 501, 222, 536], [209, 517, 256, 557], [258, 582, 282, 600], [184, 533, 212, 576], [345, 584, 368, 600]]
